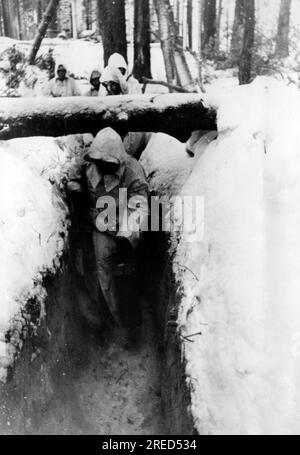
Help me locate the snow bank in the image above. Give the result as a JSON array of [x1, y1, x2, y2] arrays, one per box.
[[140, 131, 217, 197], [140, 133, 193, 197], [177, 77, 300, 435], [0, 134, 93, 382], [144, 77, 300, 434]]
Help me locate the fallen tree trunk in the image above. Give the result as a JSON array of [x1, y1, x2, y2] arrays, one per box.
[[0, 94, 217, 141]]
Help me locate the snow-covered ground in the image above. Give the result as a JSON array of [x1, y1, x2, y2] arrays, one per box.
[[142, 77, 300, 435], [0, 134, 93, 381]]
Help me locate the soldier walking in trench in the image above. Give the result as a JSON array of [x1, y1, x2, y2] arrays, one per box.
[[67, 127, 149, 337]]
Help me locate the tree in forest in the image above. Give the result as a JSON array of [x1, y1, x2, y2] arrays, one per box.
[[1, 0, 12, 37], [28, 0, 60, 65], [238, 0, 255, 85], [36, 0, 56, 31], [0, 3, 3, 36], [1, 0, 19, 39], [13, 0, 57, 41], [214, 0, 222, 55], [275, 0, 292, 59], [153, 0, 176, 86], [15, 0, 23, 40], [153, 0, 197, 92], [97, 0, 127, 67], [133, 0, 152, 82], [84, 0, 92, 30], [37, 0, 44, 23], [230, 0, 247, 65], [202, 0, 216, 55], [197, 0, 204, 89], [187, 0, 193, 50]]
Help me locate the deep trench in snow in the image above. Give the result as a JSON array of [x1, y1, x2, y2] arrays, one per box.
[[0, 227, 168, 435]]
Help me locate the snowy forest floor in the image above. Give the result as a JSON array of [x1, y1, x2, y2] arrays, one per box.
[[1, 37, 299, 99], [0, 38, 239, 97]]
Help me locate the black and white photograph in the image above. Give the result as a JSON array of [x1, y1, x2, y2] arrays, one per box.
[[0, 0, 299, 438]]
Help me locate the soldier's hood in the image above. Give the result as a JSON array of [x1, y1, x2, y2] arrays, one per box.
[[85, 128, 127, 166], [55, 62, 69, 77], [108, 53, 128, 72], [100, 66, 122, 84], [100, 66, 128, 94]]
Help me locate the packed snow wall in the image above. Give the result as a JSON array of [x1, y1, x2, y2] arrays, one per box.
[[139, 130, 217, 434], [0, 134, 93, 382], [141, 77, 300, 435]]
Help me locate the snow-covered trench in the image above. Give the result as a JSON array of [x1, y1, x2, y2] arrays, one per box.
[[2, 77, 300, 435], [141, 77, 300, 435], [0, 133, 171, 435]]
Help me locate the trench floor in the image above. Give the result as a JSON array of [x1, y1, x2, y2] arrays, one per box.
[[0, 296, 167, 435]]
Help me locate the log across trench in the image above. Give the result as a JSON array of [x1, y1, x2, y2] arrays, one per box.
[[0, 179, 196, 435], [0, 94, 217, 142]]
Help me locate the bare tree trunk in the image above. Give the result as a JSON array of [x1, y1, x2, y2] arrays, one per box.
[[153, 0, 177, 86], [133, 0, 152, 82], [1, 0, 12, 37], [187, 0, 205, 91], [37, 0, 43, 23], [154, 0, 196, 91], [182, 0, 188, 47], [191, 0, 200, 52], [214, 0, 222, 55], [97, 0, 127, 66], [202, 0, 216, 53], [226, 0, 229, 53], [1, 0, 17, 38], [0, 3, 3, 36], [187, 0, 193, 49], [84, 0, 91, 29], [174, 48, 196, 92], [28, 0, 60, 65], [230, 0, 247, 64], [196, 0, 204, 90], [238, 0, 255, 85], [198, 0, 202, 57], [171, 1, 196, 91], [16, 0, 23, 40], [71, 0, 78, 38], [276, 0, 292, 58]]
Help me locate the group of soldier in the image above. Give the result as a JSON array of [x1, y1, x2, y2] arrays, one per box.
[[45, 52, 141, 98], [63, 52, 148, 338]]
